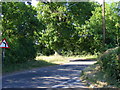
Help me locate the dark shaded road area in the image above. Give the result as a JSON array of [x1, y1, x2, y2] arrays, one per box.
[[2, 60, 96, 88]]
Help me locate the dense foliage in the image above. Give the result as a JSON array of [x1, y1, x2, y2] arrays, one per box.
[[36, 2, 119, 55], [81, 2, 120, 52], [36, 2, 98, 55], [98, 47, 120, 86], [2, 1, 120, 62], [2, 2, 41, 64]]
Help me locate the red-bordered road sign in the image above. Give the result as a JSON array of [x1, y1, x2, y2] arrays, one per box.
[[0, 38, 10, 48]]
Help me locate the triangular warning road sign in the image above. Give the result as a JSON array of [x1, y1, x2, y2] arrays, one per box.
[[0, 38, 10, 48]]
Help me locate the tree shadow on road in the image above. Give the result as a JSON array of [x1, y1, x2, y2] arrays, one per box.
[[3, 60, 94, 88], [69, 58, 97, 62]]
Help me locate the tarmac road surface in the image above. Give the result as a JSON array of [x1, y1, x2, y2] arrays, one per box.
[[2, 60, 96, 88]]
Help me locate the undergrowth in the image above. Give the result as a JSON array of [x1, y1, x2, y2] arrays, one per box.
[[81, 47, 120, 88]]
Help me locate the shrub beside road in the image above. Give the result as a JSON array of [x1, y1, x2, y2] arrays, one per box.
[[81, 47, 120, 88]]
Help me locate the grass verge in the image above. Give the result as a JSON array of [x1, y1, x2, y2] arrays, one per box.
[[80, 63, 119, 88], [36, 55, 69, 64], [3, 59, 57, 74], [65, 54, 97, 60]]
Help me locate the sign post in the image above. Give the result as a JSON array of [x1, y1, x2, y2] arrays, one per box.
[[0, 38, 10, 66], [2, 48, 5, 66]]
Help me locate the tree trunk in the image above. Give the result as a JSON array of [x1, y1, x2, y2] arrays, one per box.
[[118, 54, 120, 60], [118, 47, 120, 60], [102, 0, 106, 45], [54, 49, 62, 56]]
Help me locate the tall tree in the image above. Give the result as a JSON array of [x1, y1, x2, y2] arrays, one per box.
[[36, 2, 97, 55], [2, 2, 41, 63], [83, 2, 120, 52]]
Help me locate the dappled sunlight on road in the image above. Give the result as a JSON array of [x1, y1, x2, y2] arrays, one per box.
[[3, 60, 96, 88]]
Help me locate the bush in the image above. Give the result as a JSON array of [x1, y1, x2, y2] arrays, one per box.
[[98, 47, 120, 85], [4, 37, 36, 64]]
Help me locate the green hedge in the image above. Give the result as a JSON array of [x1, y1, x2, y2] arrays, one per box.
[[4, 37, 36, 64], [98, 47, 120, 85]]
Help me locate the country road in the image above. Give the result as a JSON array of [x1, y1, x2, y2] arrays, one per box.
[[2, 60, 96, 88]]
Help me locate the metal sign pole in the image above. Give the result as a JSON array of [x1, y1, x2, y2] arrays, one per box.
[[2, 48, 5, 66]]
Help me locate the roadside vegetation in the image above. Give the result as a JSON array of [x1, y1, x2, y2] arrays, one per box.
[[3, 59, 57, 74], [1, 1, 120, 88], [81, 47, 120, 88]]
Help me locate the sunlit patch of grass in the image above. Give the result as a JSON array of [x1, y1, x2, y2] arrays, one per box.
[[36, 55, 69, 64], [36, 54, 98, 64], [66, 54, 98, 60]]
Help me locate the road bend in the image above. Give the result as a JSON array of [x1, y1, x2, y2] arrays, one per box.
[[2, 60, 96, 88]]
